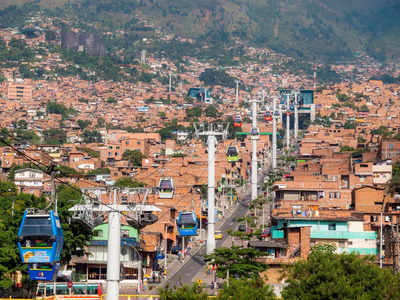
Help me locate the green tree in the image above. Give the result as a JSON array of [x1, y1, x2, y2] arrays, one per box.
[[218, 278, 276, 300], [87, 168, 110, 175], [204, 247, 268, 279], [159, 283, 209, 300], [343, 121, 356, 129], [359, 104, 370, 112], [96, 117, 105, 128], [185, 107, 202, 119], [77, 119, 91, 130], [81, 130, 102, 143], [114, 177, 145, 188], [56, 184, 92, 264], [46, 101, 73, 119], [282, 244, 400, 300], [122, 150, 146, 167], [205, 105, 218, 118], [43, 128, 66, 145], [0, 181, 90, 293], [45, 30, 57, 41], [106, 97, 117, 104]]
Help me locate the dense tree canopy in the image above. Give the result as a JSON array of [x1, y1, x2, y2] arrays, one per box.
[[114, 177, 145, 188], [282, 244, 400, 300], [204, 247, 268, 279], [0, 181, 91, 292], [122, 150, 146, 167], [199, 69, 239, 88]]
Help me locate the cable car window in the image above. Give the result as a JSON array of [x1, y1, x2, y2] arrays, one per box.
[[56, 285, 68, 295], [73, 285, 86, 295], [21, 217, 52, 237], [160, 180, 172, 189], [227, 147, 238, 156], [46, 285, 54, 296], [87, 284, 98, 295], [181, 214, 196, 225]]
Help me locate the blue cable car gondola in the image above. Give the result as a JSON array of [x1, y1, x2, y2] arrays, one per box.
[[177, 211, 198, 236], [18, 210, 63, 264]]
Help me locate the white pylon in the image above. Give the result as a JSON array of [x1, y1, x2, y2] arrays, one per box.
[[250, 98, 259, 204], [294, 92, 299, 141], [195, 123, 229, 255], [272, 97, 277, 170], [235, 80, 239, 103]]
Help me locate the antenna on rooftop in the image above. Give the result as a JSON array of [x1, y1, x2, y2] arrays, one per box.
[[313, 64, 317, 91]]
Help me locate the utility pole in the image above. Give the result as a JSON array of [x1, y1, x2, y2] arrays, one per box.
[[380, 211, 383, 268], [294, 92, 299, 141], [169, 73, 172, 93], [272, 97, 277, 170], [235, 80, 239, 104], [195, 123, 228, 255], [313, 64, 317, 91]]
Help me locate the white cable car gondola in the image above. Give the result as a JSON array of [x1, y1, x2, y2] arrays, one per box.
[[158, 177, 174, 199]]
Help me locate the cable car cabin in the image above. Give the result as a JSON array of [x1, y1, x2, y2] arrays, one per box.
[[28, 263, 59, 281], [158, 178, 174, 199], [233, 115, 242, 127], [18, 210, 63, 264], [226, 146, 240, 163], [177, 211, 198, 236], [264, 112, 272, 121], [289, 105, 295, 111], [35, 282, 102, 300]]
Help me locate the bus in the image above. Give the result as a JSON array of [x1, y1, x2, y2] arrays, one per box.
[[35, 282, 102, 300]]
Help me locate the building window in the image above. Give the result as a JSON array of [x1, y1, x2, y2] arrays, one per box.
[[335, 192, 341, 199], [93, 230, 103, 238], [339, 240, 345, 247], [389, 144, 394, 150], [328, 223, 336, 231], [329, 192, 335, 199]]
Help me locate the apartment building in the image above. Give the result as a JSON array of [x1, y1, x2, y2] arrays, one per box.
[[7, 79, 33, 101]]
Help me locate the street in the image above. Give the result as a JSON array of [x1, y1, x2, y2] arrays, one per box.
[[164, 196, 250, 287]]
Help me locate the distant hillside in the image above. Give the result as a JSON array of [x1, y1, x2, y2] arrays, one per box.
[[1, 0, 400, 63]]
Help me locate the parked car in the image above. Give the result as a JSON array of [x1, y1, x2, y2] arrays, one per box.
[[214, 230, 223, 240]]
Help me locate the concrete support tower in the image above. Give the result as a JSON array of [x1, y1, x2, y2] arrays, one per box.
[[294, 92, 299, 141], [106, 190, 121, 300], [251, 99, 259, 203], [169, 73, 172, 93], [207, 133, 216, 255], [272, 97, 277, 169], [235, 80, 239, 103], [286, 110, 290, 151]]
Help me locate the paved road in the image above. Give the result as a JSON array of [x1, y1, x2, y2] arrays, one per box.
[[165, 197, 250, 287]]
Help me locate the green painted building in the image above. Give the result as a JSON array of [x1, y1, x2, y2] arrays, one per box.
[[272, 218, 377, 255]]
